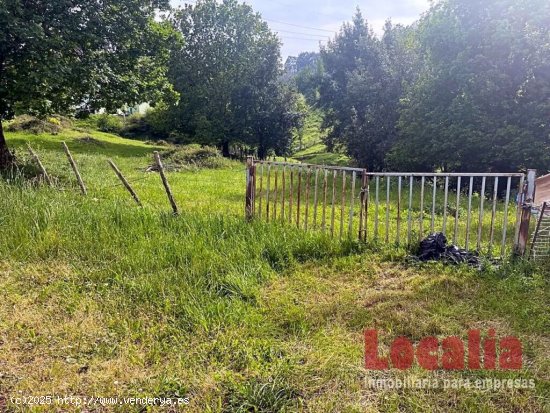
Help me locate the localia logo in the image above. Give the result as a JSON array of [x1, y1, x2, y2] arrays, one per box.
[[365, 329, 522, 370]]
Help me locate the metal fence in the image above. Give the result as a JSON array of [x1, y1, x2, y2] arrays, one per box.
[[246, 158, 536, 256]]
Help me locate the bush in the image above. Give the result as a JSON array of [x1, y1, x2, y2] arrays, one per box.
[[154, 145, 233, 170], [6, 114, 71, 134], [96, 114, 124, 134], [119, 105, 175, 141]]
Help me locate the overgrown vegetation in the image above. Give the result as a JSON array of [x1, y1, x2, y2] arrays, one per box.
[[0, 123, 548, 412], [1, 0, 549, 411], [313, 0, 550, 172], [157, 145, 233, 171]]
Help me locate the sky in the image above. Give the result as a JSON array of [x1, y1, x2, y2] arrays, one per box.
[[170, 0, 432, 61]]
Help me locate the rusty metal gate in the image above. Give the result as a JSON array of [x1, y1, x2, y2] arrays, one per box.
[[245, 157, 536, 256]]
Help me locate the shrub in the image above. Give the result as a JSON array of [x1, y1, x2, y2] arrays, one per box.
[[153, 145, 233, 170], [96, 114, 124, 133], [6, 114, 71, 134], [119, 105, 175, 141]]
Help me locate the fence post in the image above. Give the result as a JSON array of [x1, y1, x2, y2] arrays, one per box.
[[108, 159, 142, 206], [27, 143, 52, 186], [154, 151, 179, 215], [245, 156, 256, 220], [516, 169, 536, 256], [62, 142, 87, 195]]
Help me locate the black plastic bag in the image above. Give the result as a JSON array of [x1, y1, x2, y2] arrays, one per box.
[[415, 232, 480, 267]]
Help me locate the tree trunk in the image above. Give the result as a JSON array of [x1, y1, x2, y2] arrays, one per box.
[[221, 140, 230, 158], [257, 144, 267, 160], [0, 121, 14, 168]]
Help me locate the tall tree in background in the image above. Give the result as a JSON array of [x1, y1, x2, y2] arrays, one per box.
[[319, 11, 411, 170], [169, 0, 300, 157], [293, 52, 323, 105], [390, 0, 550, 172], [0, 0, 178, 168]]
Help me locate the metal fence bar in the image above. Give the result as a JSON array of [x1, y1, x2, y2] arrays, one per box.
[[273, 167, 278, 220], [419, 176, 425, 240], [385, 176, 390, 243], [366, 172, 524, 178], [465, 176, 474, 250], [488, 176, 499, 254], [266, 164, 271, 222], [322, 169, 328, 232], [501, 177, 512, 256], [365, 172, 370, 242], [453, 176, 461, 245], [476, 176, 486, 250], [396, 176, 402, 244], [281, 165, 286, 221], [375, 177, 380, 240], [258, 163, 264, 219], [340, 171, 347, 239], [257, 160, 524, 178], [330, 170, 337, 237], [349, 171, 356, 238], [296, 166, 302, 228], [304, 167, 311, 230], [407, 175, 413, 245], [359, 170, 366, 240], [288, 166, 294, 224], [313, 167, 319, 228], [442, 176, 449, 234], [431, 177, 437, 232]]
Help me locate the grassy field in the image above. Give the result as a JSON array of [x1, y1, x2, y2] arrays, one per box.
[[0, 124, 548, 412], [292, 109, 350, 167]]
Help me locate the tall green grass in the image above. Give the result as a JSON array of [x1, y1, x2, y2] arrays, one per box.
[[1, 126, 548, 412]]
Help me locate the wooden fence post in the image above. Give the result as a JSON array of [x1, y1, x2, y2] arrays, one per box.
[[154, 151, 179, 215], [27, 143, 52, 186], [62, 142, 87, 195], [108, 159, 142, 206], [516, 169, 536, 256], [245, 155, 256, 220]]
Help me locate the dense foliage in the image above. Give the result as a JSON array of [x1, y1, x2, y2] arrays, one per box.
[[0, 0, 178, 165], [391, 0, 550, 172], [318, 0, 550, 173], [2, 0, 548, 172], [168, 0, 303, 158]]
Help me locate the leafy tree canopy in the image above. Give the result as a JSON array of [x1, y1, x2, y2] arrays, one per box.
[[390, 0, 550, 172], [0, 0, 179, 165], [319, 11, 414, 170], [168, 0, 302, 157]]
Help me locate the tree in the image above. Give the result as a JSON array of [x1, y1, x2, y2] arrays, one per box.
[[251, 83, 306, 159], [168, 0, 299, 157], [390, 0, 550, 173], [319, 11, 411, 170], [0, 0, 178, 167]]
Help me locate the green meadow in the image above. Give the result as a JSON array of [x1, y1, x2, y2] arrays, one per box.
[[0, 125, 548, 412]]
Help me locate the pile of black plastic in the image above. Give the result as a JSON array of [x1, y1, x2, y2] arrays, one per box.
[[414, 232, 481, 266]]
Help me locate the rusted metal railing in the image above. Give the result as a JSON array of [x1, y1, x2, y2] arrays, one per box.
[[246, 157, 534, 256]]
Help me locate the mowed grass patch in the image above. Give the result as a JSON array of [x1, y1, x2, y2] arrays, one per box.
[[261, 255, 549, 412]]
